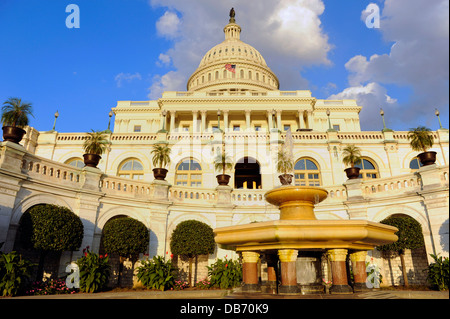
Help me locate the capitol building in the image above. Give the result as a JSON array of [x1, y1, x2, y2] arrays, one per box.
[[1, 12, 448, 288]]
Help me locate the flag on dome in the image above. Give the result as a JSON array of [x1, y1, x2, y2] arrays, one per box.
[[225, 64, 236, 73]]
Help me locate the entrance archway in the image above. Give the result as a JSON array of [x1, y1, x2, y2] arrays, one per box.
[[234, 157, 261, 189]]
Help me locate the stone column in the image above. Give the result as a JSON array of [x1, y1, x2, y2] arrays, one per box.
[[223, 110, 229, 132], [201, 110, 207, 132], [267, 110, 273, 131], [245, 110, 251, 130], [192, 111, 198, 133], [242, 251, 261, 292], [169, 110, 176, 132], [276, 110, 282, 130], [298, 110, 305, 130], [278, 249, 300, 294], [327, 249, 353, 294], [350, 250, 369, 292]]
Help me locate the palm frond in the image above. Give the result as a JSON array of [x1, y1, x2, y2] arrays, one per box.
[[1, 97, 34, 127], [407, 126, 434, 152], [276, 150, 294, 174], [342, 144, 362, 167], [83, 130, 110, 155], [151, 144, 171, 168]]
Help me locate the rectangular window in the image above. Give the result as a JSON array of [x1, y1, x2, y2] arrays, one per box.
[[333, 124, 340, 131], [233, 125, 240, 131], [134, 125, 141, 132], [284, 125, 291, 131], [254, 125, 261, 131], [182, 125, 190, 132]]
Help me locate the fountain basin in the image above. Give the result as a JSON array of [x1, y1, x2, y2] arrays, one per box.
[[214, 219, 398, 251], [265, 186, 328, 220]]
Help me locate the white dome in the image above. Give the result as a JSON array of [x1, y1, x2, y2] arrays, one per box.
[[187, 17, 279, 92]]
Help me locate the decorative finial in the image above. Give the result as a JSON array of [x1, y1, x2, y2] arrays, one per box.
[[229, 7, 235, 23]]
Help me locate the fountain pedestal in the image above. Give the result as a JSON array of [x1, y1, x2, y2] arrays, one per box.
[[242, 251, 261, 292], [278, 249, 300, 294], [328, 249, 353, 294]]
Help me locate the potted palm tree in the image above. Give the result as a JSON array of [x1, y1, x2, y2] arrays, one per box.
[[408, 126, 436, 166], [342, 144, 362, 179], [151, 143, 171, 180], [1, 97, 33, 144], [214, 151, 233, 186], [82, 130, 109, 168], [277, 149, 294, 185]]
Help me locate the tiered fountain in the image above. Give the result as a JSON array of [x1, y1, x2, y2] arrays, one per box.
[[214, 184, 398, 294]]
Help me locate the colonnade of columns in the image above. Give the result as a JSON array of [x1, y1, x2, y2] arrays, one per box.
[[241, 249, 370, 295], [161, 109, 313, 132]]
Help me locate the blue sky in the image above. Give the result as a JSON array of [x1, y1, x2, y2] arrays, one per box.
[[0, 0, 448, 133]]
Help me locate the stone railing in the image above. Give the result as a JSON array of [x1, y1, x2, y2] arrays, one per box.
[[21, 153, 83, 188], [231, 189, 267, 205], [169, 186, 217, 204], [3, 142, 448, 211], [361, 173, 421, 196], [99, 175, 151, 199]]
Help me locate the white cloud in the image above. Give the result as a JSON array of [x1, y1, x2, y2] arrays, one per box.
[[329, 82, 399, 130], [333, 0, 449, 130], [157, 53, 171, 67], [114, 72, 142, 88], [156, 11, 181, 39], [148, 71, 185, 100], [147, 0, 332, 98]]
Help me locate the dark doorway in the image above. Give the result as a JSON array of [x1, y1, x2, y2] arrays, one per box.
[[234, 157, 261, 189]]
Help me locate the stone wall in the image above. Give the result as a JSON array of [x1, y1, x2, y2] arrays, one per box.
[[381, 247, 429, 286]]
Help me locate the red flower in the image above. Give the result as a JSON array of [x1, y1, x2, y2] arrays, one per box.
[[84, 252, 87, 257], [100, 255, 103, 258], [105, 253, 108, 257], [225, 263, 228, 268], [170, 254, 174, 259]]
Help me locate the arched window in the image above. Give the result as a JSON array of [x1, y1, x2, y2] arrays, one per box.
[[294, 158, 321, 186], [65, 158, 84, 168], [118, 159, 144, 180], [409, 157, 423, 171], [240, 69, 244, 79], [175, 159, 202, 187], [355, 157, 379, 179]]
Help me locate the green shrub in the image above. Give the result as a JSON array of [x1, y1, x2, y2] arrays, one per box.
[[101, 217, 149, 259], [19, 204, 84, 280], [170, 220, 215, 286], [76, 247, 111, 293], [136, 256, 175, 291], [426, 254, 449, 291], [0, 251, 35, 297], [207, 257, 242, 289]]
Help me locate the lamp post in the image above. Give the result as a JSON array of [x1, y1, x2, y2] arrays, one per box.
[[160, 110, 168, 132], [106, 110, 113, 133], [435, 108, 443, 129], [326, 109, 336, 132], [380, 108, 393, 132], [52, 111, 59, 131]]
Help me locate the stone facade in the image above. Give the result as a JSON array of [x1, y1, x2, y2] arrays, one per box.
[[0, 13, 448, 288]]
